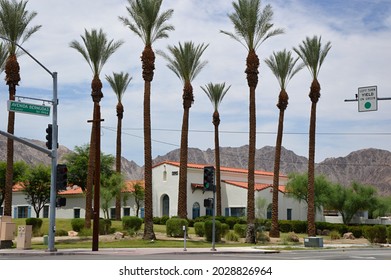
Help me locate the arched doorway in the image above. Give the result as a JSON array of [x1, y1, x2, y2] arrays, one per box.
[[162, 194, 170, 217], [192, 202, 200, 219]]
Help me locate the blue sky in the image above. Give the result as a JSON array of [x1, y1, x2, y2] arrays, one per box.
[[0, 0, 391, 166]]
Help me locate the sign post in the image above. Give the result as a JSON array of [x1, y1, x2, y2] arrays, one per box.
[[358, 86, 377, 112]]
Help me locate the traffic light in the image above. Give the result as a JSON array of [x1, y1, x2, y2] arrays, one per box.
[[203, 166, 215, 192], [56, 164, 68, 191], [204, 198, 214, 208], [45, 124, 52, 149]]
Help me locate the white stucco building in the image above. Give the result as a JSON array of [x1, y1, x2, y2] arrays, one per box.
[[2, 161, 322, 222]]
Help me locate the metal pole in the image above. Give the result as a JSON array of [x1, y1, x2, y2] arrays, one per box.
[[47, 72, 58, 252]]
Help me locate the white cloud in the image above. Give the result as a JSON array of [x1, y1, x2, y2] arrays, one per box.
[[0, 0, 390, 166]]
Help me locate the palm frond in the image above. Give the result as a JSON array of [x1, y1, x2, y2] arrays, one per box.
[[201, 82, 231, 111], [119, 0, 174, 46], [158, 41, 208, 84], [221, 0, 283, 50], [105, 71, 132, 102]]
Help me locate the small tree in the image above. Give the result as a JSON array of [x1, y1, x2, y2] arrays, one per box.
[[132, 182, 145, 217], [0, 161, 29, 207], [23, 164, 51, 218], [100, 172, 126, 219]]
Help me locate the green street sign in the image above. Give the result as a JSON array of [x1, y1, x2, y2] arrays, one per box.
[[7, 100, 51, 116]]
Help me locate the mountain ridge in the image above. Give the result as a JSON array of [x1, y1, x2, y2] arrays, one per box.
[[1, 135, 390, 195]]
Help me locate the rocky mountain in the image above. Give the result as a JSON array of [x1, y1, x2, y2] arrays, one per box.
[[1, 135, 390, 195]]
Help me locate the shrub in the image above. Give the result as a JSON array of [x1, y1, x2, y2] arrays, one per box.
[[329, 230, 341, 240], [194, 222, 205, 237], [225, 231, 239, 242], [291, 220, 307, 234], [233, 224, 247, 238], [205, 220, 221, 242], [99, 219, 112, 235], [55, 229, 69, 237], [221, 223, 230, 236], [285, 232, 300, 243], [166, 218, 188, 237], [387, 226, 391, 244], [78, 228, 92, 237], [25, 218, 43, 236], [71, 218, 85, 232], [278, 220, 292, 233], [348, 225, 363, 238], [373, 225, 387, 243], [160, 215, 170, 225], [153, 217, 161, 224], [225, 217, 239, 229], [122, 216, 142, 231], [257, 231, 270, 244]]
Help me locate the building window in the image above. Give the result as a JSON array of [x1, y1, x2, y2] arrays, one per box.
[[123, 207, 130, 217], [192, 202, 200, 219], [74, 208, 81, 219], [110, 208, 116, 219], [0, 206, 3, 216], [162, 194, 170, 216], [140, 208, 145, 218], [230, 207, 245, 217], [287, 208, 292, 220], [267, 204, 272, 219], [17, 206, 29, 218], [43, 206, 49, 218], [205, 207, 213, 216], [163, 165, 167, 181], [172, 171, 178, 176]]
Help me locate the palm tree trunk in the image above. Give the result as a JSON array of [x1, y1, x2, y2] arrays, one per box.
[[4, 54, 20, 217], [115, 104, 123, 221], [307, 79, 320, 237], [142, 45, 156, 240], [178, 81, 193, 219], [270, 109, 285, 237], [213, 112, 222, 216], [245, 49, 259, 244]]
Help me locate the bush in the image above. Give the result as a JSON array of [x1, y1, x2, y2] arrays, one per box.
[[257, 231, 270, 244], [166, 218, 188, 237], [225, 217, 239, 229], [221, 223, 230, 237], [71, 218, 85, 232], [363, 226, 376, 243], [194, 222, 205, 237], [55, 229, 69, 237], [205, 220, 221, 242], [285, 232, 300, 243], [122, 216, 142, 231], [291, 220, 307, 234], [99, 219, 112, 235], [363, 225, 387, 243], [25, 218, 43, 236], [225, 231, 239, 242], [348, 225, 363, 238], [78, 228, 92, 237], [387, 226, 391, 244], [279, 220, 292, 233], [329, 230, 340, 240], [153, 217, 161, 224], [233, 224, 247, 238], [160, 215, 170, 225]]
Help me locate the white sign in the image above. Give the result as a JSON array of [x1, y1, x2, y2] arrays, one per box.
[[358, 86, 377, 112]]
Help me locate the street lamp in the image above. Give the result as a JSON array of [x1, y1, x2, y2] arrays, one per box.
[[0, 36, 58, 252]]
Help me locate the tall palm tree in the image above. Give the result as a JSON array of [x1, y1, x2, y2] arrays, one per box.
[[0, 0, 41, 217], [221, 0, 283, 243], [201, 82, 230, 216], [119, 0, 174, 240], [0, 42, 8, 72], [264, 49, 303, 237], [105, 71, 132, 221], [294, 35, 331, 236], [159, 41, 208, 219], [70, 29, 123, 229]]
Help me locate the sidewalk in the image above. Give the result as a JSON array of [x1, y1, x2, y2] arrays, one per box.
[[0, 242, 372, 257]]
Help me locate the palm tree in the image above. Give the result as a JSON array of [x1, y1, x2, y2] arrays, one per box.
[[105, 71, 132, 221], [159, 41, 208, 219], [119, 0, 174, 240], [70, 29, 123, 229], [201, 82, 230, 216], [294, 35, 331, 236], [264, 50, 303, 237], [221, 0, 283, 243], [0, 0, 41, 217], [0, 42, 8, 72]]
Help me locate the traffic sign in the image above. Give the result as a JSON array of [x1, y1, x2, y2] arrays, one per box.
[[7, 100, 51, 116], [358, 86, 377, 112]]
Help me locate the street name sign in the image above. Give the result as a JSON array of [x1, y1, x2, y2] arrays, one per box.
[[7, 100, 51, 116], [358, 86, 377, 112]]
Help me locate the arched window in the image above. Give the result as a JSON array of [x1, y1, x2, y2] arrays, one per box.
[[162, 194, 170, 217], [192, 202, 200, 219]]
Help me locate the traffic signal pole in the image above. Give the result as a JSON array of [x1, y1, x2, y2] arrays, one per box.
[[0, 36, 58, 252]]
